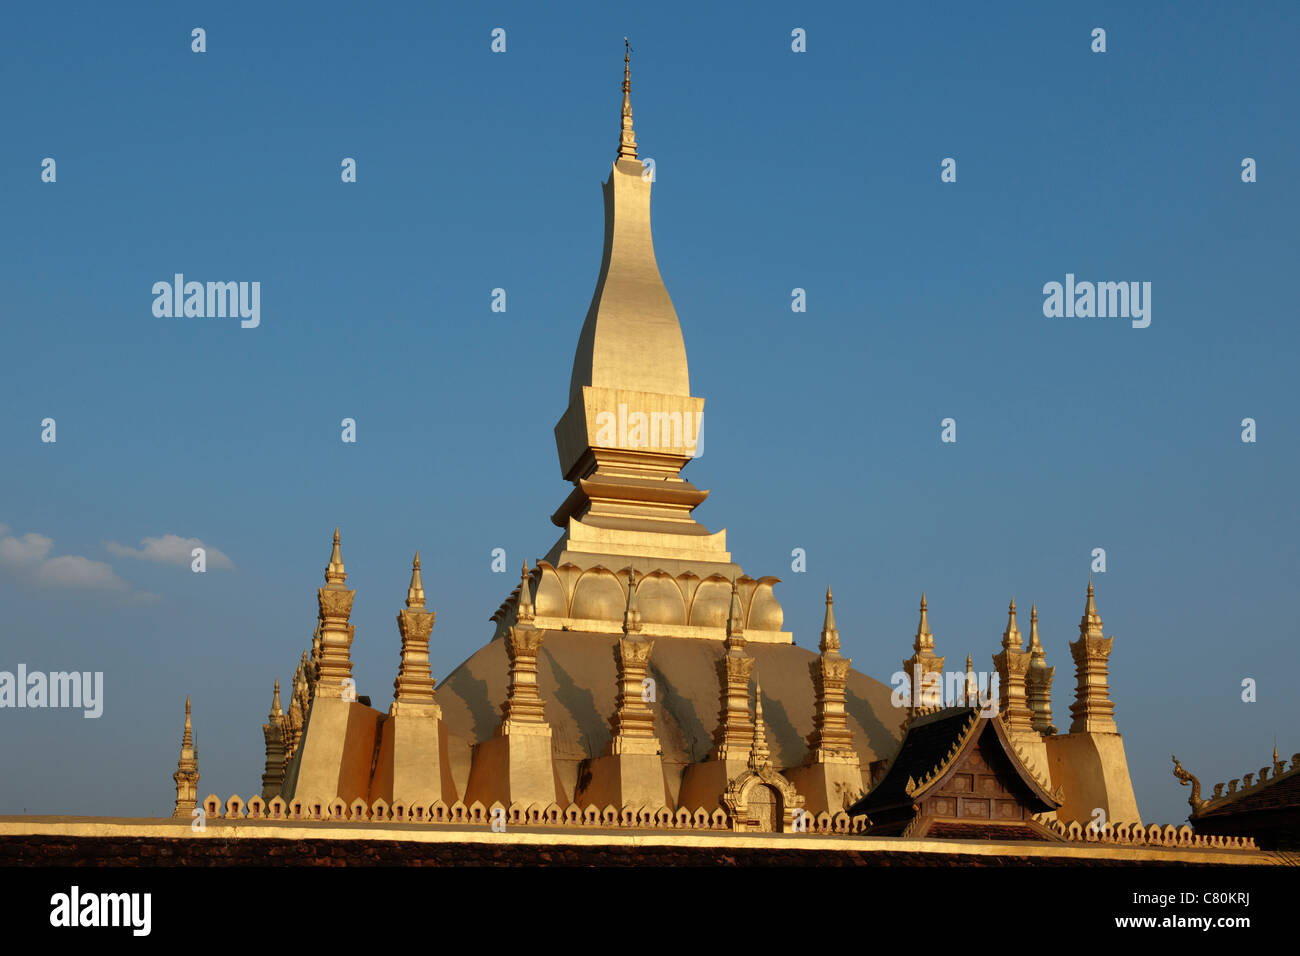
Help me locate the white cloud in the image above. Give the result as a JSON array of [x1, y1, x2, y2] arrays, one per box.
[[0, 532, 54, 567], [34, 554, 129, 591], [104, 534, 233, 570], [0, 525, 134, 594]]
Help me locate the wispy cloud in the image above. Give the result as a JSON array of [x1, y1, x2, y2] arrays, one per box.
[[0, 524, 151, 600], [104, 534, 234, 570]]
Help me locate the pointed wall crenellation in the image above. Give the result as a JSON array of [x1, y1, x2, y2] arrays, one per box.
[[1069, 579, 1117, 734], [172, 696, 200, 818]]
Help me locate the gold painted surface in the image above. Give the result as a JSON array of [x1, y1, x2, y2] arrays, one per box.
[[437, 631, 899, 777]]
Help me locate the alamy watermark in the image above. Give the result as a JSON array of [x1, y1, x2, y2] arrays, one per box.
[[152, 274, 260, 328], [594, 404, 703, 458], [50, 886, 150, 936], [1042, 274, 1151, 328], [890, 663, 999, 718], [0, 665, 103, 718]]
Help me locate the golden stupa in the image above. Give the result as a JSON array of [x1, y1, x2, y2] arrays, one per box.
[[183, 46, 1145, 837]]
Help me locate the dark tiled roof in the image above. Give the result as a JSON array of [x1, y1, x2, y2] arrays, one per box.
[[1198, 769, 1300, 818], [851, 708, 979, 815]]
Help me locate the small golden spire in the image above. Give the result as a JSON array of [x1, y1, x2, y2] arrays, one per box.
[[516, 561, 534, 625], [325, 527, 347, 585], [725, 576, 745, 646], [270, 678, 282, 718], [749, 679, 771, 771], [406, 551, 426, 609], [183, 695, 193, 748], [1080, 577, 1103, 636], [1002, 598, 1022, 650], [623, 566, 642, 635], [914, 593, 933, 651], [819, 587, 840, 653], [1028, 604, 1044, 655], [617, 37, 638, 161]]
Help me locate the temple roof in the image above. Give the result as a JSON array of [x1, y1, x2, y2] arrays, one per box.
[[851, 707, 1060, 817]]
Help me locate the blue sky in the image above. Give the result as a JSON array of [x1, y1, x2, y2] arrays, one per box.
[[0, 1, 1296, 823]]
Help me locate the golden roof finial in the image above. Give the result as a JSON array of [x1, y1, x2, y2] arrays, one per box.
[[1028, 603, 1046, 656], [270, 678, 282, 718], [1081, 577, 1103, 636], [1002, 597, 1022, 650], [406, 551, 426, 609], [623, 566, 642, 635], [325, 527, 347, 585], [177, 695, 197, 768], [725, 576, 745, 645], [749, 678, 771, 771], [617, 37, 638, 161], [516, 561, 535, 624], [913, 593, 933, 651], [819, 586, 840, 653]]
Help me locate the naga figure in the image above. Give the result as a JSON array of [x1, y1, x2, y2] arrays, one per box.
[[1171, 755, 1205, 810]]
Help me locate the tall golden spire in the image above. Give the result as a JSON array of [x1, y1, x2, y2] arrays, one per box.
[[499, 561, 547, 732], [1026, 603, 1057, 734], [994, 597, 1034, 734], [617, 37, 638, 160], [261, 680, 286, 801], [172, 696, 200, 818], [1068, 578, 1117, 734], [609, 566, 658, 754], [712, 578, 756, 761], [393, 552, 438, 712], [315, 528, 357, 699], [548, 41, 725, 581], [806, 587, 856, 765], [902, 593, 944, 724]]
